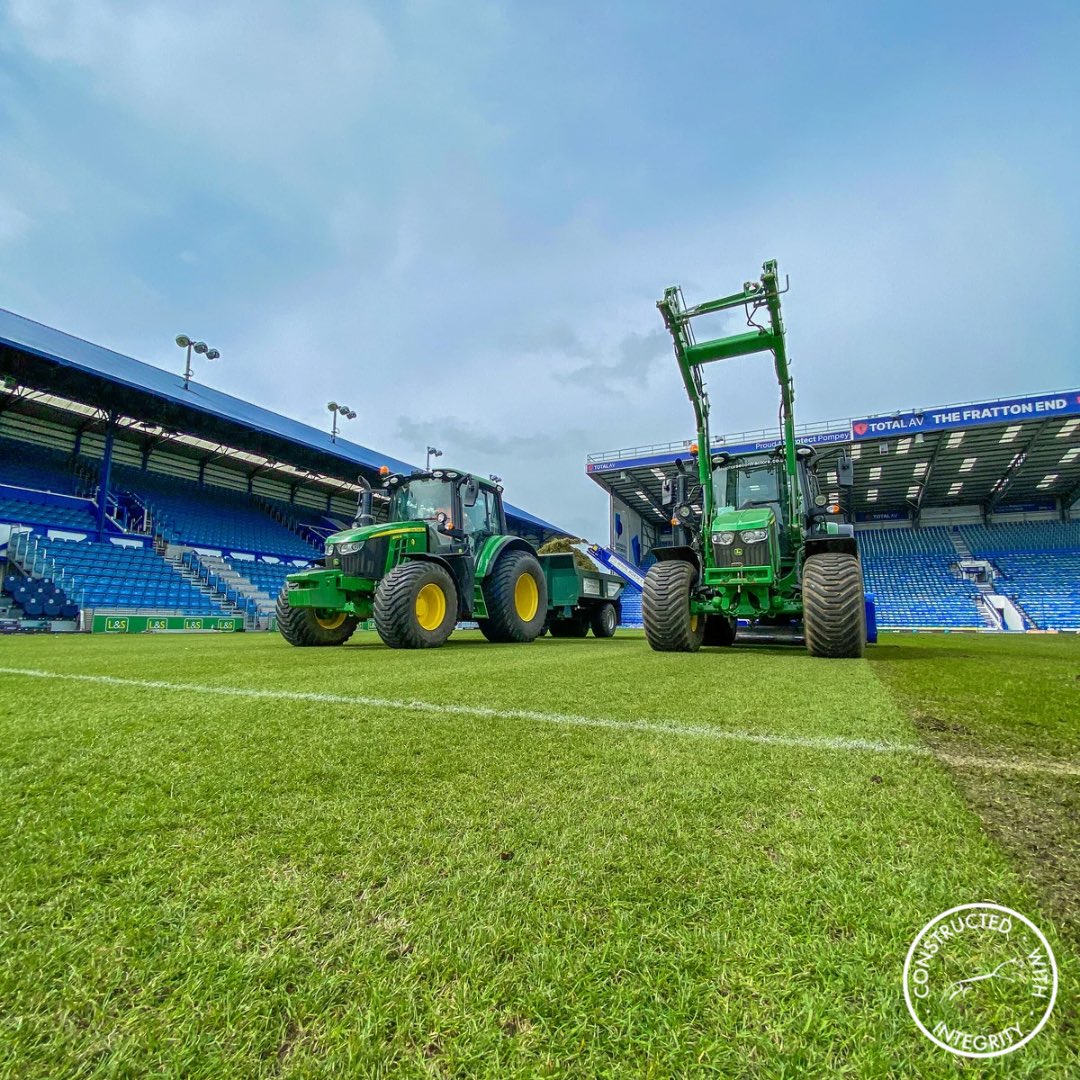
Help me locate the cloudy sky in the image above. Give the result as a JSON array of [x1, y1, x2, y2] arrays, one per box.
[[1, 1, 1077, 538]]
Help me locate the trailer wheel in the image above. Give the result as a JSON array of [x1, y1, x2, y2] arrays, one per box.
[[642, 561, 705, 652], [548, 613, 589, 638], [276, 585, 359, 647], [374, 561, 458, 649], [590, 601, 618, 638], [802, 552, 865, 658], [478, 549, 548, 643], [703, 614, 736, 647]]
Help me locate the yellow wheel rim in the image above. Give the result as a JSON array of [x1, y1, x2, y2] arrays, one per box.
[[314, 610, 347, 630], [689, 613, 699, 632], [415, 582, 447, 631], [514, 572, 539, 621]]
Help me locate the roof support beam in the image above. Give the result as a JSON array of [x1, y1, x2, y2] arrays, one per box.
[[986, 420, 1051, 512], [913, 433, 947, 524]]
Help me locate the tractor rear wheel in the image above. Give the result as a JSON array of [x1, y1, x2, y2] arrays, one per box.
[[478, 550, 548, 643], [590, 601, 618, 638], [802, 552, 865, 658], [374, 561, 458, 649], [703, 614, 736, 647], [276, 585, 359, 647], [642, 561, 705, 652]]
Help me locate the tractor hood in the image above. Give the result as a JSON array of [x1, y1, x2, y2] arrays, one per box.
[[323, 520, 426, 554], [710, 506, 775, 533]]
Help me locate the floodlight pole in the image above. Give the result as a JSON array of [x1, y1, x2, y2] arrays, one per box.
[[328, 401, 356, 443], [176, 334, 220, 391], [426, 446, 443, 469]]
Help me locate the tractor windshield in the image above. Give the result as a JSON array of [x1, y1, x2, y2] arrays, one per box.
[[714, 460, 782, 512], [388, 479, 455, 524]]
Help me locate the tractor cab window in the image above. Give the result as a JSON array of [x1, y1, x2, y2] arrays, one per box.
[[713, 460, 782, 512], [388, 479, 455, 525], [462, 485, 499, 547]]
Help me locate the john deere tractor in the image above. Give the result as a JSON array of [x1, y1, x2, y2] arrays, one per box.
[[642, 260, 865, 658], [277, 468, 548, 649]]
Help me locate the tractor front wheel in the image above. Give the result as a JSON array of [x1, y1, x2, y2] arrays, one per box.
[[478, 550, 548, 643], [374, 561, 458, 649], [642, 561, 705, 652], [802, 552, 865, 658], [276, 586, 359, 647]]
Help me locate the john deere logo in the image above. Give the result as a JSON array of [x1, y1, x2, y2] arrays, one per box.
[[903, 903, 1057, 1059], [733, 547, 744, 556]]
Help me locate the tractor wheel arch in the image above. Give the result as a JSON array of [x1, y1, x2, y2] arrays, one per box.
[[650, 546, 701, 574], [474, 535, 537, 581]]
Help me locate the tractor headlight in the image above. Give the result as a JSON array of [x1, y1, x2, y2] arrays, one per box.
[[337, 541, 362, 555], [713, 531, 735, 546], [740, 529, 768, 544], [324, 543, 335, 556]]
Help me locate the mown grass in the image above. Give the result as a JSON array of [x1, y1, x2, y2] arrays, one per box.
[[0, 630, 1076, 1077], [870, 633, 1080, 946]]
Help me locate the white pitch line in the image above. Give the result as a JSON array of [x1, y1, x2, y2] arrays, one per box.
[[0, 665, 925, 757]]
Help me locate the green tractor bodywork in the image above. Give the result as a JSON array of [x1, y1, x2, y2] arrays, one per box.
[[644, 260, 865, 657], [277, 468, 622, 648]]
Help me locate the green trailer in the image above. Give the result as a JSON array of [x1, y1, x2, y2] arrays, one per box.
[[539, 552, 623, 638], [277, 468, 623, 649]]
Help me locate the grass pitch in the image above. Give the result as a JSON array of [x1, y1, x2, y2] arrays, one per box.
[[0, 630, 1077, 1077]]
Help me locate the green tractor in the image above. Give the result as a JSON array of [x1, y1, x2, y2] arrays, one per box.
[[643, 260, 865, 658], [277, 468, 550, 649]]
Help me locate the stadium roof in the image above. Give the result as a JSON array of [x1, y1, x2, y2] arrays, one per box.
[[586, 389, 1080, 523], [0, 307, 561, 534]]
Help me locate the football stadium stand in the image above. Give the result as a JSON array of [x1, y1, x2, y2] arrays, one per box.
[[0, 304, 563, 631]]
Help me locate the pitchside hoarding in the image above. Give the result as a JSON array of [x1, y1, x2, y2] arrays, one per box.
[[851, 392, 1080, 440]]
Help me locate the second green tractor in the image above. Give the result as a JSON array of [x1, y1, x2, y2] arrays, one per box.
[[643, 260, 865, 658]]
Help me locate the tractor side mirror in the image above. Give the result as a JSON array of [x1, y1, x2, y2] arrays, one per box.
[[661, 478, 674, 506], [837, 455, 854, 488], [462, 476, 479, 507]]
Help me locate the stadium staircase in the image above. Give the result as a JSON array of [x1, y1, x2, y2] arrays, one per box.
[[164, 548, 252, 624]]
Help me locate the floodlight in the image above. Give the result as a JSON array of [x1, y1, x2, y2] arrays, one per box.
[[206, 348, 220, 361], [328, 401, 338, 411], [175, 334, 191, 347], [193, 341, 208, 354]]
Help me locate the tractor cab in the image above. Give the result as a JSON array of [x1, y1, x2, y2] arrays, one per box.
[[382, 469, 506, 552]]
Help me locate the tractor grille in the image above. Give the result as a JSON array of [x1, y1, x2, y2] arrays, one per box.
[[713, 537, 769, 569], [339, 536, 390, 579]]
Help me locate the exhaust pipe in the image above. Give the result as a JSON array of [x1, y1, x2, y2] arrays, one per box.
[[354, 474, 375, 527]]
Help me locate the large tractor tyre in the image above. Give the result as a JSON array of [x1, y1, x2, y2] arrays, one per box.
[[802, 552, 866, 659], [703, 614, 737, 647], [478, 550, 548, 643], [548, 613, 589, 638], [276, 585, 359, 647], [642, 561, 705, 652], [590, 601, 618, 639], [374, 561, 458, 649]]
